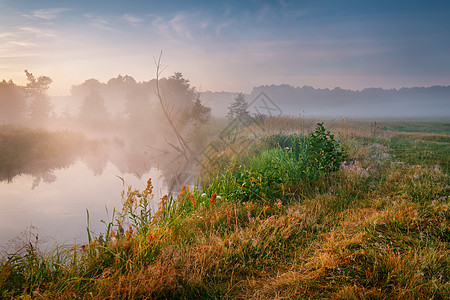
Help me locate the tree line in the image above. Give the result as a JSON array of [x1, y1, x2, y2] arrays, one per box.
[[0, 71, 53, 125], [0, 71, 212, 130]]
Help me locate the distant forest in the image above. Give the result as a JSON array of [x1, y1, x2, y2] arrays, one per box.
[[1, 71, 449, 125], [203, 84, 450, 119]]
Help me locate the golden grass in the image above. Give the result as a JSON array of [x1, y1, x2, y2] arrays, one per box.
[[1, 118, 449, 299]]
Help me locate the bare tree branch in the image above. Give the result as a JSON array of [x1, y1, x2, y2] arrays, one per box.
[[154, 51, 194, 160]]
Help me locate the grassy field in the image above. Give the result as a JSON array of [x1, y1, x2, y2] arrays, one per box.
[[0, 118, 448, 299]]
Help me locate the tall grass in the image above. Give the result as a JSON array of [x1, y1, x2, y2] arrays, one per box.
[[0, 118, 448, 299]]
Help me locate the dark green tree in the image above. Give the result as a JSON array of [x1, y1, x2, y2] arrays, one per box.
[[163, 72, 197, 108], [227, 93, 250, 120], [187, 98, 211, 126]]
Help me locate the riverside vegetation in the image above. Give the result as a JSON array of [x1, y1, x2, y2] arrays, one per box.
[[0, 118, 449, 299]]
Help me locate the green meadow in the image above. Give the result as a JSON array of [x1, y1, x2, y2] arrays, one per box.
[[0, 118, 448, 299]]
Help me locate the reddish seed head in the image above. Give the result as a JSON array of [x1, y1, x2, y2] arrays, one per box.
[[210, 192, 217, 208], [190, 194, 196, 207]]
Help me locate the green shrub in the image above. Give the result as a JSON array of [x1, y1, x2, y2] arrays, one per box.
[[303, 122, 346, 174], [214, 123, 347, 203]]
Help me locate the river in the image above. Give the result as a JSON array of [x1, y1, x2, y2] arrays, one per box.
[[0, 159, 167, 250]]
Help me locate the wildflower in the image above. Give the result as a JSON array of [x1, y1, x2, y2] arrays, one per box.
[[276, 198, 282, 208], [210, 192, 217, 208], [148, 233, 158, 244], [127, 195, 136, 207], [190, 194, 196, 207], [154, 194, 167, 222], [180, 185, 187, 196], [160, 194, 168, 210], [201, 193, 207, 197], [125, 226, 133, 240], [144, 178, 153, 198]]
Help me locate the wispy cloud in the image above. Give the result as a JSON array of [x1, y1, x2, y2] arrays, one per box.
[[28, 8, 70, 20], [122, 14, 144, 27], [169, 14, 193, 40], [149, 12, 198, 42], [0, 32, 13, 39], [83, 13, 118, 32], [19, 26, 57, 38], [8, 41, 36, 47], [0, 40, 39, 60]]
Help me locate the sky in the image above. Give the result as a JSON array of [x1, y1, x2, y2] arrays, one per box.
[[1, 0, 450, 96]]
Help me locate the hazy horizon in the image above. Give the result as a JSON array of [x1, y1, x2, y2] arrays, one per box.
[[1, 0, 450, 96]]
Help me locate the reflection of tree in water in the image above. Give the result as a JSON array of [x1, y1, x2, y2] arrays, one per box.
[[145, 142, 201, 194], [31, 172, 57, 189], [149, 58, 211, 193], [0, 67, 212, 194], [83, 151, 109, 176], [80, 139, 114, 176], [0, 128, 83, 184], [0, 127, 205, 193], [164, 164, 200, 193]]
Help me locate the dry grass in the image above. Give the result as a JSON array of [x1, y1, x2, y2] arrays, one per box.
[[1, 118, 449, 299]]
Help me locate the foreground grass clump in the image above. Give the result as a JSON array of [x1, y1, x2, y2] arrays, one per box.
[[0, 119, 448, 299], [203, 123, 346, 204]]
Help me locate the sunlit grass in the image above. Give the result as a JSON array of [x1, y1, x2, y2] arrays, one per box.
[[1, 118, 449, 298]]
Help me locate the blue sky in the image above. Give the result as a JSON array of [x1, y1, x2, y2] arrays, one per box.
[[1, 0, 450, 95]]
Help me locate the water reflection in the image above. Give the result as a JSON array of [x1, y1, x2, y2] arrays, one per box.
[[0, 126, 202, 248], [0, 131, 177, 248], [0, 160, 166, 248]]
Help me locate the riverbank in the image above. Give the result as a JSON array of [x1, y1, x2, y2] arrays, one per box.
[[1, 118, 449, 299]]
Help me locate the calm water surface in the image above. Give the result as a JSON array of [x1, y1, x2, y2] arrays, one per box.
[[0, 160, 165, 249]]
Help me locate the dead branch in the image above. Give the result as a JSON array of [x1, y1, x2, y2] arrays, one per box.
[[154, 52, 194, 160]]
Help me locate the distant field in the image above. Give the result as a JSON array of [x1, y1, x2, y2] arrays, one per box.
[[378, 120, 450, 134], [373, 121, 450, 175]]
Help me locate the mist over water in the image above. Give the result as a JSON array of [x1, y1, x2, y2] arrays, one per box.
[[0, 71, 208, 247], [1, 68, 449, 247], [0, 161, 164, 247]]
